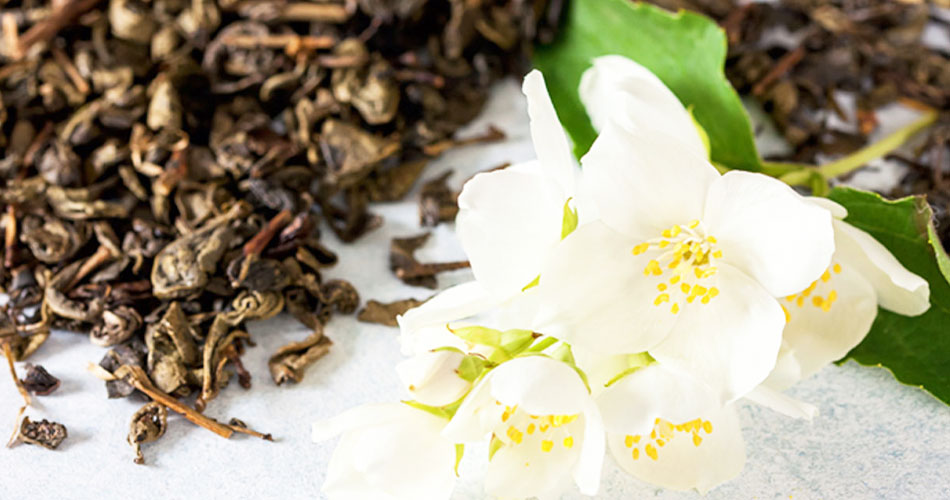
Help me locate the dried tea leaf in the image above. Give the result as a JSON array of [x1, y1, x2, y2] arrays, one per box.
[[390, 233, 470, 289], [90, 306, 143, 347], [128, 402, 168, 465], [268, 326, 332, 385], [99, 340, 149, 399], [358, 298, 425, 327], [15, 417, 68, 450], [21, 364, 61, 395], [419, 171, 458, 227]]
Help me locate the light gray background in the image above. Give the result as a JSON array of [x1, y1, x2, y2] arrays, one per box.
[[1, 79, 948, 500]]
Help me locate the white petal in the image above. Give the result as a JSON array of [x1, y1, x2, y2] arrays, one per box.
[[456, 161, 564, 298], [442, 373, 499, 443], [597, 364, 718, 436], [744, 386, 818, 420], [397, 281, 499, 355], [649, 263, 785, 403], [397, 351, 471, 407], [523, 70, 578, 197], [767, 254, 878, 390], [579, 55, 706, 159], [572, 349, 629, 397], [573, 398, 606, 496], [313, 403, 403, 442], [703, 171, 835, 297], [319, 403, 457, 500], [580, 121, 719, 238], [808, 196, 848, 219], [485, 442, 577, 499], [533, 221, 674, 355], [489, 356, 590, 416], [609, 405, 745, 494], [834, 219, 930, 316]]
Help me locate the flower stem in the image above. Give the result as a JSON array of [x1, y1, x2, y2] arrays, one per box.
[[816, 108, 939, 179], [774, 108, 938, 189]]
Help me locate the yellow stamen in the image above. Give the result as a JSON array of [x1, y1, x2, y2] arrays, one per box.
[[563, 437, 574, 449], [541, 440, 553, 453], [645, 443, 658, 460]]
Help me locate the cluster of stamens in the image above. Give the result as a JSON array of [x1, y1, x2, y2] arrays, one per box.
[[497, 404, 578, 454], [782, 263, 842, 322], [623, 417, 714, 461], [632, 220, 722, 315]]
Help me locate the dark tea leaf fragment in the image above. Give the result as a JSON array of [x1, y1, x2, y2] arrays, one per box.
[[15, 417, 68, 450], [390, 233, 470, 289], [20, 364, 60, 396]]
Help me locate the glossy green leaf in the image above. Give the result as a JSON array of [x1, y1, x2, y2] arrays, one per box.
[[533, 0, 761, 170], [828, 187, 950, 405]]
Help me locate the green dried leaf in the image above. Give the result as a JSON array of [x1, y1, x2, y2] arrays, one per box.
[[828, 187, 950, 405], [533, 0, 761, 170]]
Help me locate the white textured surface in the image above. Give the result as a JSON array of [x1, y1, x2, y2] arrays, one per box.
[[1, 80, 949, 500]]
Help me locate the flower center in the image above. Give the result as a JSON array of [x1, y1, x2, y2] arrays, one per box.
[[497, 404, 579, 453], [782, 263, 842, 321], [632, 220, 722, 315], [623, 417, 714, 461]]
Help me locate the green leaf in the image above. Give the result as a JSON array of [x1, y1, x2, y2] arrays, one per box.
[[828, 187, 950, 405], [533, 0, 761, 170]]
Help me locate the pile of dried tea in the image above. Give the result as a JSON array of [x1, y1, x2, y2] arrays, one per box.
[[644, 0, 949, 242], [0, 0, 559, 461]]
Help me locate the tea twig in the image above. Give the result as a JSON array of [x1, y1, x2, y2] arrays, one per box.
[[111, 365, 234, 438], [16, 0, 102, 58], [2, 341, 31, 406]]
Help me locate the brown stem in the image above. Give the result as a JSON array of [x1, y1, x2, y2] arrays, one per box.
[[243, 209, 293, 257], [113, 365, 234, 439], [17, 0, 102, 58], [4, 205, 16, 269], [396, 260, 471, 280], [2, 342, 31, 406], [50, 46, 89, 94], [217, 34, 335, 51], [423, 126, 506, 156], [752, 45, 806, 97], [274, 3, 348, 22], [65, 244, 115, 290]]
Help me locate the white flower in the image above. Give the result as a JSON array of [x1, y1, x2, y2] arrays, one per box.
[[443, 356, 605, 499], [765, 197, 930, 389], [398, 69, 579, 345], [595, 361, 815, 494], [312, 403, 458, 500], [533, 56, 836, 404], [397, 349, 472, 407]]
